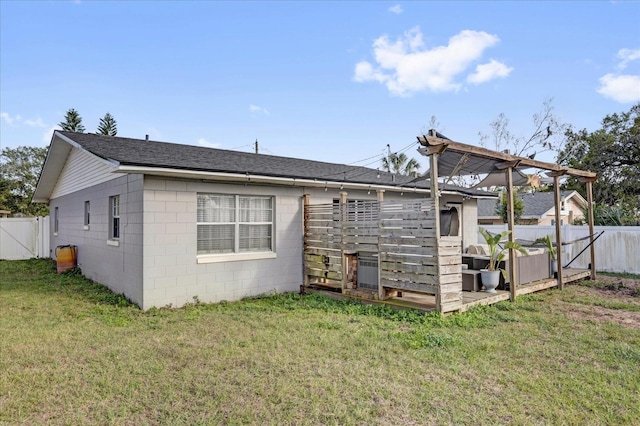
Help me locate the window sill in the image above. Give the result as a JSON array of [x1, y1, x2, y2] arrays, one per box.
[[83, 225, 90, 231], [107, 240, 120, 247], [197, 252, 277, 264]]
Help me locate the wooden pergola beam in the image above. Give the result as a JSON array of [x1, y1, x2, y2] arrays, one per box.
[[578, 176, 598, 183], [547, 169, 568, 177], [418, 135, 596, 179], [496, 160, 521, 170]]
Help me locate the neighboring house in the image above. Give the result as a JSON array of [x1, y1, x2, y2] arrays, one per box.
[[478, 190, 587, 225], [33, 131, 492, 309]]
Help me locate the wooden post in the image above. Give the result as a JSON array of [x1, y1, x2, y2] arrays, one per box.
[[376, 189, 384, 299], [506, 167, 517, 301], [302, 194, 310, 290], [340, 192, 348, 293], [586, 180, 596, 280], [553, 176, 564, 289], [428, 131, 443, 313]]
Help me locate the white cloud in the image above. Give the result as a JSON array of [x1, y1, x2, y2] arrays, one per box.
[[24, 117, 47, 128], [353, 27, 508, 96], [42, 125, 61, 144], [388, 4, 403, 14], [467, 59, 513, 84], [597, 73, 640, 103], [595, 47, 640, 103], [617, 48, 640, 69], [249, 104, 269, 115], [197, 138, 220, 148], [1, 112, 22, 125]]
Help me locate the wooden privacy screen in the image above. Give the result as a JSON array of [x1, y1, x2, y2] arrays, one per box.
[[303, 198, 463, 313], [303, 202, 343, 288]]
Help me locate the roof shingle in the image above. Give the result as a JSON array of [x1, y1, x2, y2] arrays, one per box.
[[478, 190, 577, 218], [60, 131, 491, 196]]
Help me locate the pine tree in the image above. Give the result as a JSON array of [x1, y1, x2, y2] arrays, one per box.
[[59, 108, 85, 133], [97, 113, 118, 136]]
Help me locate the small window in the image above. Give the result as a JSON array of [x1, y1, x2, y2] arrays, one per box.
[[197, 194, 273, 255], [109, 195, 120, 239], [84, 201, 90, 227], [54, 207, 59, 234]]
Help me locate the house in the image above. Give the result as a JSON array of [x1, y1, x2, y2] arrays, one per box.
[[478, 190, 587, 225], [33, 131, 491, 309]]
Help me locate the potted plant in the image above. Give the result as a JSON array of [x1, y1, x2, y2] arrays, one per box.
[[478, 227, 528, 293], [535, 234, 557, 277]]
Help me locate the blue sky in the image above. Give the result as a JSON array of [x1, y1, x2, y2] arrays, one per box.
[[1, 1, 639, 171]]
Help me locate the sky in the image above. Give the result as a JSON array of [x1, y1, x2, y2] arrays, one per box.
[[1, 1, 639, 172]]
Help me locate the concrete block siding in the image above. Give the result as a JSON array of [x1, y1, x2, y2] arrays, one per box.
[[141, 177, 305, 309], [50, 174, 144, 305], [50, 173, 474, 310]]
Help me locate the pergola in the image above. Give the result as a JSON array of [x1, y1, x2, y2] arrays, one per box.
[[418, 130, 598, 301]]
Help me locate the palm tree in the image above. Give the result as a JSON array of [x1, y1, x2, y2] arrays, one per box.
[[381, 152, 421, 177], [97, 113, 118, 136], [59, 108, 85, 133]]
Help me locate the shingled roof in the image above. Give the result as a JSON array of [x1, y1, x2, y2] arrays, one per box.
[[55, 131, 491, 196], [478, 190, 581, 219]]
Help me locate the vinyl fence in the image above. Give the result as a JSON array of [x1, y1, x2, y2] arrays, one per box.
[[479, 225, 640, 274], [0, 217, 50, 260]]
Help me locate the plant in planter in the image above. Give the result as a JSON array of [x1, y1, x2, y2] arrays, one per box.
[[535, 234, 557, 277], [478, 227, 528, 293]]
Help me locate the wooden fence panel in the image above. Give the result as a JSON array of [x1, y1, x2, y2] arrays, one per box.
[[379, 199, 442, 296], [303, 198, 463, 313], [304, 203, 343, 287]]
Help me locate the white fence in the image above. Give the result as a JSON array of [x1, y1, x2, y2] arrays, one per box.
[[479, 225, 640, 274], [0, 217, 50, 260]]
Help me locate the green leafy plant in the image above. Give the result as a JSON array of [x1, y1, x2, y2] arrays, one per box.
[[479, 227, 528, 278], [534, 234, 556, 261]]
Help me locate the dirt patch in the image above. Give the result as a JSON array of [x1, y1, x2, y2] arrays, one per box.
[[564, 304, 640, 330], [593, 275, 640, 298]]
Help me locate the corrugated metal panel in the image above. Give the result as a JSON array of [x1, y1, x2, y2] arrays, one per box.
[[51, 147, 119, 199]]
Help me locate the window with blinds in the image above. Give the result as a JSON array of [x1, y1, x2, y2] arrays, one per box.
[[197, 194, 273, 255]]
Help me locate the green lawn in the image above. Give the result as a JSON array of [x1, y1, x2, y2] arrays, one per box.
[[1, 259, 639, 425]]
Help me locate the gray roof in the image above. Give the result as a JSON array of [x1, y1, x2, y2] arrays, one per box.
[[60, 131, 491, 196], [478, 190, 577, 218]]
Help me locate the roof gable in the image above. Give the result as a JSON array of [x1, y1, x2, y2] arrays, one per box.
[[477, 190, 584, 219], [34, 131, 494, 202], [61, 131, 427, 188]]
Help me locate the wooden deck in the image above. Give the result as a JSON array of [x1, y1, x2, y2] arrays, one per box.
[[303, 268, 592, 314]]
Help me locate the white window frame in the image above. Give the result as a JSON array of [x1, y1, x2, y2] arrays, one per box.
[[196, 193, 276, 263], [84, 200, 90, 230], [108, 195, 120, 244]]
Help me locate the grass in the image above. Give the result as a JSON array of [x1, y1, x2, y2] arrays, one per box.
[[598, 271, 640, 280], [1, 259, 639, 425]]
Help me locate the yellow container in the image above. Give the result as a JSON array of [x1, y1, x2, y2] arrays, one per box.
[[56, 245, 77, 273]]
